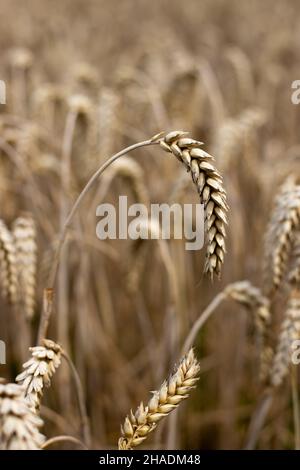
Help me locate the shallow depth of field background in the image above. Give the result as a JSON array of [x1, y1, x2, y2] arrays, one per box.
[[0, 0, 300, 449]]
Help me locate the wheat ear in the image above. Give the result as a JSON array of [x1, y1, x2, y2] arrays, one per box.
[[0, 219, 18, 303], [263, 178, 300, 295], [0, 383, 45, 450], [118, 348, 200, 450], [16, 339, 62, 411], [224, 281, 272, 381], [270, 291, 300, 387], [12, 214, 37, 319], [160, 131, 228, 278]]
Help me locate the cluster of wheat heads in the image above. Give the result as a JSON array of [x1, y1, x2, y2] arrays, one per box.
[[242, 177, 300, 449]]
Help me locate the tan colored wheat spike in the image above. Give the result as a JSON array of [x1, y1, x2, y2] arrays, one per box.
[[213, 108, 266, 173], [0, 219, 18, 303], [12, 215, 37, 319], [224, 281, 272, 381], [159, 131, 228, 278], [270, 291, 300, 387], [101, 157, 150, 207], [118, 348, 200, 450], [68, 94, 98, 179], [0, 382, 45, 450], [225, 281, 271, 333], [16, 339, 62, 411], [98, 87, 119, 161], [288, 231, 300, 286], [263, 177, 300, 295]]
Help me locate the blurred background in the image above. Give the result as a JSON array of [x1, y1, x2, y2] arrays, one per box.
[[0, 0, 300, 449]]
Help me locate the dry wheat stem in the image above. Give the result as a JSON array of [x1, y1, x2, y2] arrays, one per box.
[[41, 435, 88, 450], [182, 292, 227, 354], [244, 391, 273, 450], [118, 348, 200, 450], [0, 383, 45, 450], [62, 351, 91, 447]]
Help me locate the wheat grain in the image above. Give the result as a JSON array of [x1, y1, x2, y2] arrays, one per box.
[[0, 383, 45, 450], [118, 348, 200, 450], [159, 131, 228, 278], [16, 339, 62, 411], [12, 214, 37, 319]]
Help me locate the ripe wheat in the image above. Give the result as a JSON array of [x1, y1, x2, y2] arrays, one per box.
[[0, 383, 45, 450], [0, 219, 18, 303], [13, 215, 37, 319], [159, 131, 228, 278], [16, 339, 62, 411], [118, 348, 200, 450]]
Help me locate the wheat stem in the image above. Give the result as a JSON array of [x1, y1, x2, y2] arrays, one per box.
[[41, 435, 88, 450], [62, 351, 91, 447], [182, 292, 227, 354]]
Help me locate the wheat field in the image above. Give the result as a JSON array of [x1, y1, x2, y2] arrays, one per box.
[[0, 0, 300, 450]]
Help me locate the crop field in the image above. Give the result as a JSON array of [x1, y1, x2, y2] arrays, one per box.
[[0, 0, 300, 451]]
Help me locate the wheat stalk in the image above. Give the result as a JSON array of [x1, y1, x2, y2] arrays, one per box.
[[118, 348, 200, 450], [159, 131, 228, 278], [16, 339, 62, 411], [0, 219, 18, 303], [0, 382, 45, 450], [12, 214, 37, 319]]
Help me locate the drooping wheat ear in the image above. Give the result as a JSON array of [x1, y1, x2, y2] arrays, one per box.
[[159, 131, 228, 279], [32, 84, 67, 133], [71, 62, 99, 97], [8, 48, 33, 116], [12, 215, 37, 319], [16, 339, 62, 411], [100, 157, 150, 207], [288, 232, 300, 286], [0, 383, 45, 450], [224, 281, 272, 381], [0, 219, 18, 303], [118, 348, 200, 450], [270, 291, 300, 387], [67, 94, 98, 179], [225, 281, 271, 333], [213, 108, 266, 173], [225, 47, 255, 105], [263, 177, 300, 296]]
